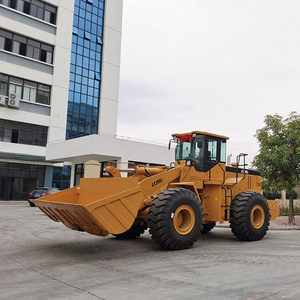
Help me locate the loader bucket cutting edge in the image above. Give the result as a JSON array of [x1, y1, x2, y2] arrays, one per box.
[[33, 177, 144, 236]]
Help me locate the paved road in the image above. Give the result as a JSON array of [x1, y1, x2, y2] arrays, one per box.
[[1, 202, 300, 300]]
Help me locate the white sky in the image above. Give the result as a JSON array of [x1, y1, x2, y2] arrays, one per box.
[[117, 0, 300, 165]]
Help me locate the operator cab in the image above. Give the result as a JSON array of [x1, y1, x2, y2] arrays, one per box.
[[172, 131, 229, 172]]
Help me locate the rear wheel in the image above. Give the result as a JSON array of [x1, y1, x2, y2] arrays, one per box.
[[113, 220, 147, 239], [148, 188, 203, 250], [201, 222, 216, 234], [230, 191, 270, 241], [28, 200, 35, 207]]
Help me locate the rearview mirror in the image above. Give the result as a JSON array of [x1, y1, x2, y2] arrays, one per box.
[[168, 138, 176, 150]]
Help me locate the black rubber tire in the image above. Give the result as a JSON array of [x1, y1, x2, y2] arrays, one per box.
[[148, 188, 203, 250], [230, 191, 270, 241], [29, 201, 35, 207], [113, 220, 147, 239], [201, 222, 216, 234]]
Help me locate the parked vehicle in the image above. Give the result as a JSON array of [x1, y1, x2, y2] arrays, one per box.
[[28, 187, 60, 207]]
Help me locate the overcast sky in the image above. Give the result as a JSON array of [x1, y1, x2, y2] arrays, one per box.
[[117, 0, 300, 165]]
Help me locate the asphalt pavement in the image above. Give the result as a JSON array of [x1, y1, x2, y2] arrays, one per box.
[[1, 201, 300, 300]]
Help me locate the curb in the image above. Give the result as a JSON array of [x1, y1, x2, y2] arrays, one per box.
[[216, 223, 300, 230], [269, 227, 300, 230]]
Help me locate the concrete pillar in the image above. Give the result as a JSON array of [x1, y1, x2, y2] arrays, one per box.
[[84, 160, 101, 178], [44, 166, 54, 187], [118, 157, 129, 178], [69, 162, 75, 187]]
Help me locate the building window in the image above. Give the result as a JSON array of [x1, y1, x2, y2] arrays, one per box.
[[52, 166, 71, 190], [74, 164, 84, 186], [23, 80, 37, 102], [9, 77, 23, 96], [0, 0, 57, 25], [0, 30, 12, 51], [0, 29, 54, 64], [84, 32, 91, 40], [0, 73, 51, 105], [0, 74, 8, 95], [66, 0, 105, 139], [36, 84, 51, 105], [0, 119, 48, 146], [12, 34, 27, 56], [100, 161, 116, 178]]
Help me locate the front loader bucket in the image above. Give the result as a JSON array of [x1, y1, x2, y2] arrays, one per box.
[[33, 177, 144, 236]]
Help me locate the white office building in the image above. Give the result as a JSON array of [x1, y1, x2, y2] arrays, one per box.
[[0, 0, 173, 200]]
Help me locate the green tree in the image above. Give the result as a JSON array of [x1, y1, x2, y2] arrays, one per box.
[[253, 112, 300, 225]]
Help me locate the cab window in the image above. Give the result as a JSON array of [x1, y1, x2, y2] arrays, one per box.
[[175, 140, 192, 160], [208, 139, 218, 161], [182, 142, 192, 159], [220, 139, 226, 163]]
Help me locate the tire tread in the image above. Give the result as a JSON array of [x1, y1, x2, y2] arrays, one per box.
[[230, 191, 270, 241], [148, 188, 203, 250]]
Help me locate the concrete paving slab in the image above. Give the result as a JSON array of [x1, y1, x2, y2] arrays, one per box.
[[1, 202, 300, 300]]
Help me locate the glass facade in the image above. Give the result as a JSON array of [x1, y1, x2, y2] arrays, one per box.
[[0, 162, 45, 200], [66, 0, 105, 139], [52, 166, 71, 190], [0, 163, 70, 200]]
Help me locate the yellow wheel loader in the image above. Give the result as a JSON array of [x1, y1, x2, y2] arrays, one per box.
[[33, 131, 280, 250]]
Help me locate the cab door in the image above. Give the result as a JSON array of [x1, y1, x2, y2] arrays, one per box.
[[204, 138, 227, 181], [207, 138, 220, 180]]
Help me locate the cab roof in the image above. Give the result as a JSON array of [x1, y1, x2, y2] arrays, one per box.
[[172, 131, 229, 140]]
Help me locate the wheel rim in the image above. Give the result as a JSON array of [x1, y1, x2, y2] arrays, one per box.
[[250, 205, 265, 229], [173, 205, 195, 235]]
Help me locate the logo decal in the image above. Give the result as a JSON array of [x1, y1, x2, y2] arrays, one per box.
[[152, 178, 163, 187]]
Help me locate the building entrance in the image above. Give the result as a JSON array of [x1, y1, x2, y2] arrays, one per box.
[[0, 162, 45, 200]]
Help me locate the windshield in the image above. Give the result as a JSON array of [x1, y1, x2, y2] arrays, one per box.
[[175, 136, 204, 161], [174, 134, 227, 172]]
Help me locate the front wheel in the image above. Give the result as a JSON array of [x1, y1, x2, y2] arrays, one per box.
[[230, 191, 270, 241], [148, 188, 203, 250]]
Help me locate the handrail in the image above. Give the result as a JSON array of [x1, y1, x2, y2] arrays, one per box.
[[235, 153, 248, 183]]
